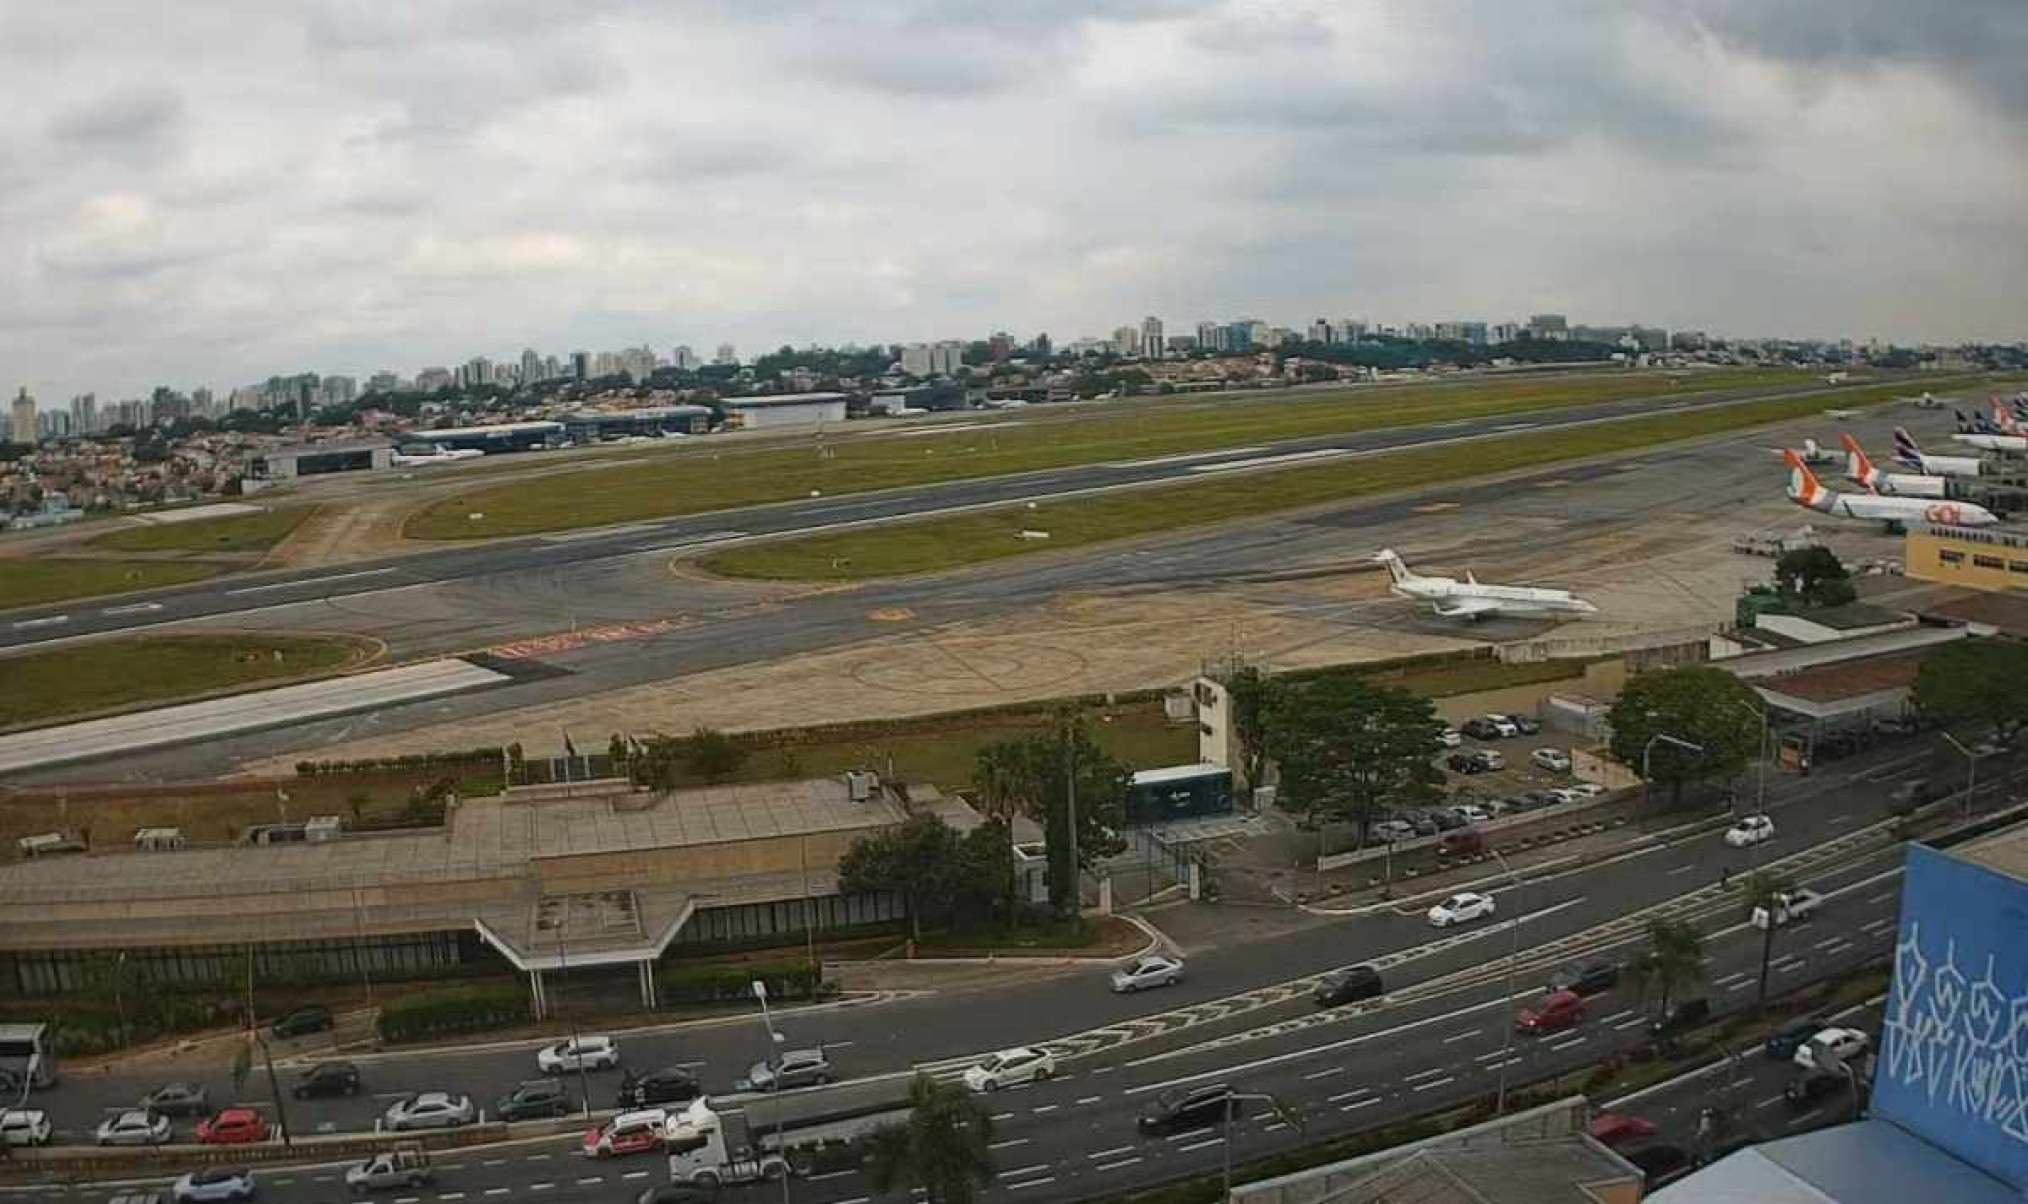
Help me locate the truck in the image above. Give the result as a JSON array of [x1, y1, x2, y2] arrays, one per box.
[[1751, 888, 1824, 930], [345, 1143, 433, 1193], [662, 1099, 793, 1189]]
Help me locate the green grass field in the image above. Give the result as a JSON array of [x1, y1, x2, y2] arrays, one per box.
[[89, 505, 314, 554], [0, 633, 371, 730], [0, 560, 224, 611], [699, 379, 1924, 581], [403, 368, 1824, 540]]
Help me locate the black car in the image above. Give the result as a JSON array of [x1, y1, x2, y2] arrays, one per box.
[[270, 1005, 334, 1039], [1446, 752, 1490, 775], [1314, 965, 1384, 1008], [1460, 718, 1504, 740], [1508, 716, 1541, 736], [1405, 812, 1440, 837], [1648, 998, 1712, 1043], [616, 1067, 701, 1109], [1139, 1085, 1237, 1135], [1547, 960, 1619, 997], [1430, 807, 1468, 832], [1764, 1018, 1825, 1061], [497, 1080, 573, 1121], [1784, 1070, 1848, 1111], [292, 1062, 360, 1099], [139, 1082, 210, 1117], [1624, 1143, 1692, 1186]]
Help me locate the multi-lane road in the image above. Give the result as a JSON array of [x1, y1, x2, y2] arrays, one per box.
[[0, 373, 1942, 656], [9, 736, 1971, 1204]]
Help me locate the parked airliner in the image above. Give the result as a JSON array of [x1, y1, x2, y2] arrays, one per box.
[[1840, 435, 1945, 498], [1374, 550, 1598, 620], [1893, 428, 1982, 478], [1785, 450, 1997, 528]]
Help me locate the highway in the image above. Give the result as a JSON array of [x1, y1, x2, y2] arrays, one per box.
[[0, 373, 1935, 654], [5, 735, 1965, 1204]]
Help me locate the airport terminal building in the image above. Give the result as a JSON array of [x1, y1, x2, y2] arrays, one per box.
[[0, 776, 912, 1010]]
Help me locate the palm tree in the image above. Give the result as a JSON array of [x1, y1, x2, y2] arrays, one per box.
[[1738, 870, 1796, 1012], [1626, 917, 1706, 1018], [863, 1074, 995, 1204]]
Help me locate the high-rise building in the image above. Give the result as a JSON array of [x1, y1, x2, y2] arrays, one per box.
[[12, 387, 40, 445], [1140, 316, 1164, 359], [570, 351, 591, 381], [1490, 322, 1520, 344], [1196, 321, 1223, 353], [1670, 330, 1707, 351], [1308, 319, 1333, 345], [620, 346, 657, 382], [672, 345, 700, 371], [1334, 318, 1367, 343], [714, 343, 738, 366], [1527, 314, 1570, 342], [900, 343, 934, 377], [520, 348, 543, 384], [319, 377, 355, 406], [1030, 332, 1052, 358], [930, 341, 967, 375], [1111, 325, 1142, 357], [592, 351, 621, 378], [460, 358, 493, 390], [70, 393, 96, 436], [987, 331, 1015, 360], [416, 367, 454, 392], [366, 372, 400, 395]]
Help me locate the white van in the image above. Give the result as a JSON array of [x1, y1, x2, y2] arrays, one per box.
[[133, 827, 187, 852]]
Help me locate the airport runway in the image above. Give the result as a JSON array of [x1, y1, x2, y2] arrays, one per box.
[[8, 391, 1957, 784]]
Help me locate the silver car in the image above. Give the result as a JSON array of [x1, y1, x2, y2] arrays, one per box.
[[95, 1108, 172, 1146], [382, 1092, 474, 1131], [172, 1169, 256, 1204], [1110, 954, 1184, 993]]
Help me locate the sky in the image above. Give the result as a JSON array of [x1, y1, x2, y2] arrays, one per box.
[[3, 1, 2027, 405]]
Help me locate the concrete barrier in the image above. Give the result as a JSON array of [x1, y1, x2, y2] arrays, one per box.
[[0, 1121, 530, 1182]]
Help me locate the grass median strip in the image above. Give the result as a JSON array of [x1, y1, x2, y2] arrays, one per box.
[[89, 504, 314, 554], [698, 381, 1920, 581], [0, 632, 374, 730], [404, 369, 1823, 540], [0, 559, 224, 611]]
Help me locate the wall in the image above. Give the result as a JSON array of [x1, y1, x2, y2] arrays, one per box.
[[1906, 528, 2028, 591], [1875, 843, 2028, 1191]]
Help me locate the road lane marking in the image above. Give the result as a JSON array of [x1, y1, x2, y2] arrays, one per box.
[[1614, 1017, 1649, 1030], [1598, 1010, 1632, 1024], [1076, 1096, 1102, 1105], [528, 1186, 553, 1193], [999, 1165, 1050, 1179], [990, 1113, 1015, 1122], [1095, 1157, 1142, 1172], [575, 1177, 603, 1186], [1328, 1088, 1371, 1103], [1005, 1178, 1055, 1190], [1443, 1029, 1482, 1044], [1729, 980, 1755, 992], [990, 1139, 1032, 1151], [483, 1192, 509, 1198], [1547, 1036, 1587, 1051], [808, 1170, 858, 1181], [1304, 1067, 1343, 1080], [102, 602, 164, 616], [1756, 1095, 1783, 1110], [1868, 892, 1897, 905], [11, 615, 69, 629], [1403, 1067, 1450, 1083], [1790, 1109, 1823, 1126], [622, 1171, 648, 1180], [526, 1154, 551, 1162], [1340, 1098, 1380, 1112], [1030, 1104, 1057, 1114], [226, 567, 395, 595], [438, 1193, 466, 1200], [1668, 865, 1698, 876], [1176, 1137, 1225, 1153], [1412, 1076, 1457, 1092], [482, 1160, 506, 1168], [1088, 1146, 1135, 1160]]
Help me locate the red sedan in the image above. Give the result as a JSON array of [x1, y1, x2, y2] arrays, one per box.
[[196, 1108, 271, 1145], [1516, 989, 1586, 1035], [1588, 1112, 1658, 1149]]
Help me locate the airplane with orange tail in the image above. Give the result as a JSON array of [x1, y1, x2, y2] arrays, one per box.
[[1838, 434, 1946, 498], [1785, 449, 1996, 529]]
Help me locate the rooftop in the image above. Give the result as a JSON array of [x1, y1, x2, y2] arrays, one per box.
[[717, 392, 848, 408], [1648, 1119, 2018, 1204], [1917, 588, 2028, 639], [1722, 625, 1966, 682], [1753, 648, 1932, 706], [1951, 819, 2028, 884]]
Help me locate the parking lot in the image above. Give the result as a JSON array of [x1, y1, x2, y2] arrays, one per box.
[[1370, 711, 1607, 844]]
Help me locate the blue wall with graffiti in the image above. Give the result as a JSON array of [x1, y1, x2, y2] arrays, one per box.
[[1877, 843, 2028, 1189]]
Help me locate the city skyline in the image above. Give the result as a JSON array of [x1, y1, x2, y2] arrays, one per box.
[[4, 3, 2027, 405]]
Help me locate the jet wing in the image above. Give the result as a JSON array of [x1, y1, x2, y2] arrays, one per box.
[[1431, 597, 1503, 618]]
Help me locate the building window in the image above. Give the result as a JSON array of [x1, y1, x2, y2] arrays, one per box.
[[1939, 549, 1965, 565], [1975, 555, 2004, 570], [2011, 561, 2028, 575]]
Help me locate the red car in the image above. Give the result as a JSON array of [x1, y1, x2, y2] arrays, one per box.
[[581, 1110, 664, 1158], [1589, 1112, 1658, 1149], [1516, 989, 1586, 1035], [195, 1107, 271, 1145]]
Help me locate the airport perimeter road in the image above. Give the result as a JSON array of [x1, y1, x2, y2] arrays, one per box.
[[1, 850, 1908, 1204], [0, 374, 1929, 653], [26, 738, 1937, 1143]]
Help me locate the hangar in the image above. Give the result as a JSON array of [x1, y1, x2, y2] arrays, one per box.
[[718, 392, 848, 430]]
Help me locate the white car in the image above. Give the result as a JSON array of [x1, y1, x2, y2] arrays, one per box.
[[1110, 954, 1185, 993], [172, 1169, 257, 1203], [95, 1108, 172, 1146], [1486, 715, 1521, 738], [963, 1047, 1056, 1092], [1530, 748, 1572, 773], [1565, 782, 1607, 800], [383, 1092, 475, 1131], [0, 1108, 50, 1147], [537, 1035, 619, 1074], [1725, 815, 1776, 848], [1437, 728, 1463, 748], [1455, 804, 1493, 824], [1794, 1026, 1870, 1071], [1427, 892, 1497, 928]]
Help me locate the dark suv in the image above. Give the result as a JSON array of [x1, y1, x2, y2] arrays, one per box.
[[1139, 1085, 1237, 1135], [615, 1067, 701, 1109], [1548, 961, 1619, 997], [1314, 966, 1384, 1009], [271, 1005, 334, 1040], [496, 1080, 573, 1121], [292, 1062, 360, 1099], [1460, 718, 1505, 740]]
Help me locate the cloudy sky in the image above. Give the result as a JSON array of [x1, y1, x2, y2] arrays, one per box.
[[4, 1, 2026, 404]]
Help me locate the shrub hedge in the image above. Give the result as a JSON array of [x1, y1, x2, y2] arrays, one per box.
[[657, 959, 825, 1007], [377, 985, 530, 1043]]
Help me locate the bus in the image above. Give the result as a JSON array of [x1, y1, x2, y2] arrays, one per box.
[[0, 1024, 58, 1096]]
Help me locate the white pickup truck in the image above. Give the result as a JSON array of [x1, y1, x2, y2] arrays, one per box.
[[346, 1144, 433, 1193], [1751, 888, 1824, 930]]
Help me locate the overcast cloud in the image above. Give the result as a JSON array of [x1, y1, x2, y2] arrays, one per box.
[[3, 0, 2025, 402]]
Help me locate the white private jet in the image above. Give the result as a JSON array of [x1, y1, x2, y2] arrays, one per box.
[[1374, 549, 1598, 621], [1840, 434, 1945, 498], [1785, 449, 1997, 529], [392, 443, 485, 466], [1909, 391, 1947, 410], [1893, 428, 1982, 477]]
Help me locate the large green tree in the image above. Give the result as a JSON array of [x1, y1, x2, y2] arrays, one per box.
[[1626, 917, 1707, 1019], [1914, 637, 2028, 744], [1223, 665, 1283, 792], [839, 814, 968, 940], [970, 711, 1127, 919], [1775, 546, 1856, 609], [1607, 666, 1763, 805], [863, 1074, 996, 1204], [1266, 676, 1445, 841]]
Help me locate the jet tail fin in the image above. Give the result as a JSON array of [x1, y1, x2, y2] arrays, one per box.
[[1892, 427, 1924, 469], [1373, 549, 1413, 587], [1784, 449, 1827, 507], [1839, 434, 1879, 489]]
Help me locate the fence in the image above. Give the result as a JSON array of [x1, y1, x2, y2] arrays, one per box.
[[1496, 624, 1719, 666]]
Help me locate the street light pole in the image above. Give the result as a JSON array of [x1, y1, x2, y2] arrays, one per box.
[[750, 981, 791, 1204], [1641, 733, 1706, 809], [1220, 1091, 1299, 1201], [554, 912, 591, 1120], [1941, 733, 1980, 822], [1490, 849, 1524, 1116], [1063, 717, 1081, 930], [1754, 889, 1789, 1015]]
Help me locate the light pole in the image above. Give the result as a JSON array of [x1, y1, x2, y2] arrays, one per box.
[[750, 981, 791, 1204], [1940, 733, 1985, 822], [553, 911, 591, 1120], [1062, 716, 1081, 930], [1641, 733, 1706, 809], [1220, 1090, 1300, 1201], [1489, 849, 1524, 1116], [1754, 888, 1790, 1015], [1730, 700, 1771, 817]]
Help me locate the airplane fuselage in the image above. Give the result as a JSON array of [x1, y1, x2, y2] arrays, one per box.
[[1388, 578, 1595, 618]]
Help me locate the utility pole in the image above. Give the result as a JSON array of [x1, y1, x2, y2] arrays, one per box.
[[1221, 1091, 1300, 1201], [1941, 733, 1981, 822], [1063, 716, 1081, 930], [1641, 733, 1706, 809], [1755, 889, 1789, 1015], [1490, 849, 1523, 1116], [555, 911, 591, 1119]]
